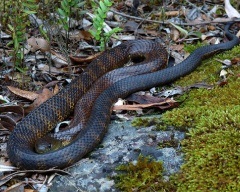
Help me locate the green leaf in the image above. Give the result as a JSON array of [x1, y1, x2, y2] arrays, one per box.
[[8, 24, 14, 32], [58, 8, 67, 17], [22, 2, 38, 9], [14, 38, 19, 50], [62, 0, 69, 7], [97, 7, 104, 17], [77, 1, 85, 7], [63, 24, 69, 31], [104, 0, 112, 7], [189, 31, 202, 38], [39, 25, 49, 41], [26, 0, 38, 3], [23, 10, 37, 14], [99, 1, 107, 12], [169, 22, 188, 37], [93, 22, 99, 30], [95, 15, 103, 24], [61, 0, 70, 14], [7, 40, 13, 47]]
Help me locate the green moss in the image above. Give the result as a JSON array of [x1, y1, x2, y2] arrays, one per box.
[[116, 45, 240, 191], [184, 41, 207, 53], [158, 134, 179, 149], [131, 116, 167, 130], [114, 155, 176, 192], [161, 45, 240, 191], [174, 45, 240, 86], [172, 127, 240, 191]]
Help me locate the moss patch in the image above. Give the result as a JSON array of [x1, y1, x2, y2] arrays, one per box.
[[114, 155, 176, 191], [172, 127, 240, 191], [131, 115, 168, 131], [162, 45, 240, 191], [116, 44, 240, 191]]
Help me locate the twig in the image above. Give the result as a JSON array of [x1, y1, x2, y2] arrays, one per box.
[[110, 9, 240, 26]]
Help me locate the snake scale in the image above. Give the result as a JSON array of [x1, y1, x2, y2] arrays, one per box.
[[35, 40, 169, 152], [7, 22, 240, 170]]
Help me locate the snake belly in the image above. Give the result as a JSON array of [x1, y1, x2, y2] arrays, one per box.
[[7, 22, 240, 170]]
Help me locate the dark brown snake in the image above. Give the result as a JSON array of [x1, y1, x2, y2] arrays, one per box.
[[7, 22, 240, 170], [34, 40, 169, 152]]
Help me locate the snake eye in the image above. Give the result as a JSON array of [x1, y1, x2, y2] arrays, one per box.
[[48, 143, 52, 149]]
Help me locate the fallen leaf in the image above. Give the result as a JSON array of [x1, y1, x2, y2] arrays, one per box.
[[188, 82, 214, 90], [69, 30, 92, 41], [224, 0, 240, 18], [231, 57, 240, 64], [69, 52, 102, 66], [113, 98, 177, 111], [171, 28, 180, 41], [27, 36, 50, 52], [7, 86, 38, 101], [4, 181, 25, 192], [0, 105, 24, 130], [170, 22, 188, 37]]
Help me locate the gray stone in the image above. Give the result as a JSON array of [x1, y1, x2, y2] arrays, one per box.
[[49, 115, 184, 191]]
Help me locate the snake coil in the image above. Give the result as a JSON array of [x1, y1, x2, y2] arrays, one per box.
[[7, 22, 240, 170]]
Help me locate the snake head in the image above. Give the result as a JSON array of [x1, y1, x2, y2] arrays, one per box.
[[35, 135, 63, 154]]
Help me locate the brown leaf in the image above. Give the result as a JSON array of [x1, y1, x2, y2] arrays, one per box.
[[0, 115, 17, 131], [4, 181, 25, 192], [27, 36, 50, 52], [0, 106, 22, 132], [155, 10, 184, 17], [7, 86, 38, 101], [126, 93, 166, 104], [50, 50, 68, 68], [113, 98, 178, 111], [0, 105, 24, 131], [188, 82, 214, 89], [53, 84, 59, 95], [70, 30, 92, 41], [170, 44, 184, 52], [69, 52, 102, 66], [231, 57, 240, 65]]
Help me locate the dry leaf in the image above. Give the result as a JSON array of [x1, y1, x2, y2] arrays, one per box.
[[27, 36, 50, 52], [0, 105, 24, 130], [69, 52, 101, 65], [4, 181, 25, 192], [69, 30, 92, 41], [7, 86, 38, 101], [171, 28, 180, 42], [231, 57, 240, 64], [113, 98, 177, 111], [224, 0, 240, 18]]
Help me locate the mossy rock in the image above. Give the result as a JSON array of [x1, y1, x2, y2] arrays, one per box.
[[116, 45, 240, 191]]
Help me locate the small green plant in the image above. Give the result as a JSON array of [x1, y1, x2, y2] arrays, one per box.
[[57, 0, 85, 50], [90, 0, 122, 51], [5, 0, 38, 71]]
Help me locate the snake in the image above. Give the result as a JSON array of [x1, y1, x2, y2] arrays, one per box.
[[7, 22, 240, 170], [35, 40, 169, 153]]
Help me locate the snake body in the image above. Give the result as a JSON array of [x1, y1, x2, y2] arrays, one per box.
[[35, 40, 168, 152], [7, 23, 240, 170]]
